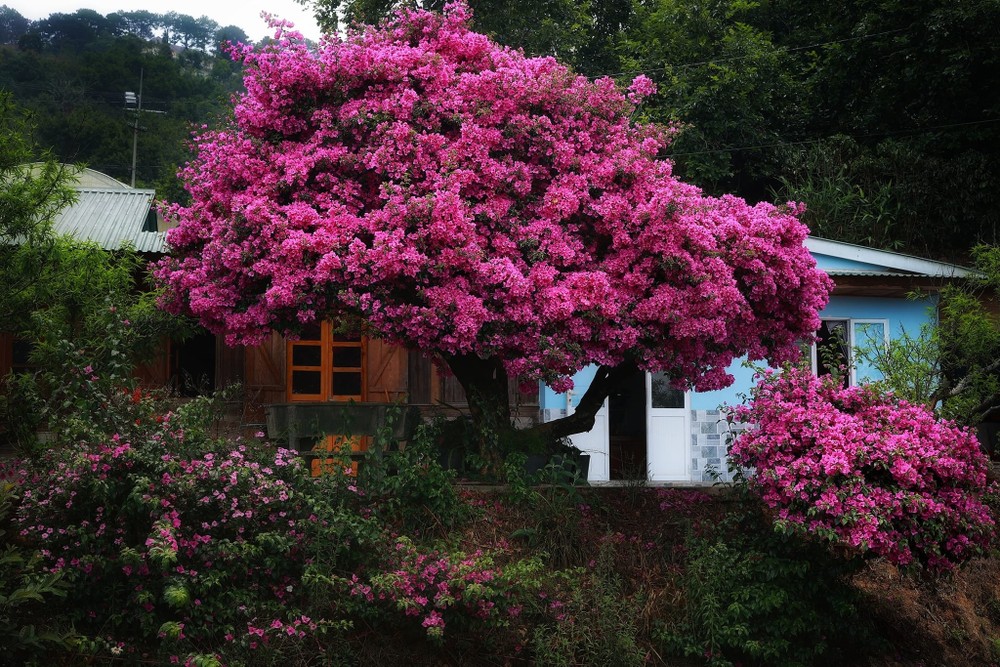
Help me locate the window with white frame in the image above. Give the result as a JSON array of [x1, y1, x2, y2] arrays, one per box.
[[811, 318, 888, 386]]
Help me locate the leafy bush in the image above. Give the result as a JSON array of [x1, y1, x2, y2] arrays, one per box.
[[358, 418, 468, 535], [531, 542, 647, 667], [0, 476, 78, 663], [9, 300, 178, 450], [729, 367, 996, 572], [657, 499, 876, 667]]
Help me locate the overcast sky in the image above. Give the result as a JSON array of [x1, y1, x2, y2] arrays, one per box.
[[7, 0, 323, 42]]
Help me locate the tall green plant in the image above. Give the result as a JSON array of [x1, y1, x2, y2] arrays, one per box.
[[657, 495, 877, 667], [0, 92, 77, 326], [5, 241, 189, 449]]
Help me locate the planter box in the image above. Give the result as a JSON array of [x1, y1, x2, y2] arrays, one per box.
[[265, 402, 421, 449]]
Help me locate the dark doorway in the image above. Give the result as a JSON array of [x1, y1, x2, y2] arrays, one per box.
[[608, 369, 647, 480], [172, 332, 216, 396]]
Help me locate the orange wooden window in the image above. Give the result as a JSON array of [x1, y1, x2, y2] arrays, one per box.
[[286, 321, 368, 476], [286, 322, 366, 403]]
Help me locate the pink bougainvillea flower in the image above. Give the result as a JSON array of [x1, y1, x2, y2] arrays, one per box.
[[729, 367, 996, 573], [156, 1, 831, 396]]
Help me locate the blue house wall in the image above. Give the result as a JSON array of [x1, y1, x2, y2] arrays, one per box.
[[538, 242, 957, 483]]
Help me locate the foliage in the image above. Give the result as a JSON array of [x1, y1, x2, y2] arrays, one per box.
[[13, 389, 356, 665], [854, 321, 944, 409], [349, 537, 523, 643], [774, 136, 904, 250], [657, 497, 875, 667], [156, 2, 831, 450], [358, 418, 469, 535], [510, 458, 590, 569], [729, 366, 996, 573], [0, 92, 77, 324], [0, 10, 246, 190], [297, 0, 620, 73], [619, 0, 805, 194], [531, 542, 647, 666], [5, 250, 189, 450], [853, 249, 1000, 427], [0, 477, 79, 663]]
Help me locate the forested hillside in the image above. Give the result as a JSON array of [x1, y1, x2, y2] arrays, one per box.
[[0, 6, 249, 199], [2, 1, 998, 259]]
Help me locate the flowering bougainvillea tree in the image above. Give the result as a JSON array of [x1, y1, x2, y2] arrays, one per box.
[[728, 367, 996, 573], [156, 3, 832, 448]]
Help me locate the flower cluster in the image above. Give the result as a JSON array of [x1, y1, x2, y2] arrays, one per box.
[[729, 367, 996, 572], [156, 1, 831, 393], [351, 537, 510, 640], [14, 410, 318, 655]]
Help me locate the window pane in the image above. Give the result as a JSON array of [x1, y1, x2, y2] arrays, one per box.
[[292, 345, 322, 366], [333, 346, 362, 368], [651, 372, 685, 408], [854, 321, 885, 348], [332, 372, 362, 397], [298, 323, 322, 341], [12, 339, 33, 365], [291, 370, 322, 395], [333, 331, 362, 343], [816, 320, 850, 384], [853, 321, 886, 385]]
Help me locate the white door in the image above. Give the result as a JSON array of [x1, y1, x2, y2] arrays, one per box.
[[567, 399, 610, 482], [646, 371, 689, 481]]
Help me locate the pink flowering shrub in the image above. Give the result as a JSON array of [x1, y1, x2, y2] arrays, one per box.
[[156, 2, 831, 395], [12, 397, 359, 662], [349, 537, 525, 642], [728, 367, 996, 572]]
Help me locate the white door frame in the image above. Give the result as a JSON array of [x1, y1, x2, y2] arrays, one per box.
[[646, 373, 690, 482]]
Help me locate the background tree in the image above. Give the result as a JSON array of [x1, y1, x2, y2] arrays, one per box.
[[858, 246, 1000, 433], [0, 92, 76, 326], [106, 10, 161, 40], [618, 0, 805, 198], [157, 4, 831, 458], [0, 5, 29, 45], [214, 25, 250, 55], [0, 10, 245, 190], [295, 0, 630, 74]]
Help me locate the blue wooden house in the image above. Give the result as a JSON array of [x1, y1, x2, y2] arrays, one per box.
[[538, 237, 975, 483]]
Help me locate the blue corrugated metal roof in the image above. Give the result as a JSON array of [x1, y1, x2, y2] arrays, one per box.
[[51, 187, 166, 253]]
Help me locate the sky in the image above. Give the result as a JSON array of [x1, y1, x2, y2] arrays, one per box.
[[7, 0, 323, 42]]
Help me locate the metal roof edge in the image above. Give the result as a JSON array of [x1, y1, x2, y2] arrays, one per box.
[[806, 236, 977, 279]]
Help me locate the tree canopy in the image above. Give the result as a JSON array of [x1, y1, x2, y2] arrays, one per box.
[[296, 0, 1000, 260], [156, 3, 831, 446]]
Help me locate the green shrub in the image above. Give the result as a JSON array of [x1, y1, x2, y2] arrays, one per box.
[[656, 498, 879, 667], [0, 478, 79, 663], [13, 387, 362, 665], [358, 417, 468, 535], [531, 542, 648, 667]]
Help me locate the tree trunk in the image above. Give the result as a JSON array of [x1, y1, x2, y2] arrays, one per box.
[[525, 360, 638, 446], [442, 353, 515, 465], [444, 354, 639, 458]]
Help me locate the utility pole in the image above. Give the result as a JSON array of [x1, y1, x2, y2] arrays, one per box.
[[125, 68, 143, 188], [125, 69, 164, 187]]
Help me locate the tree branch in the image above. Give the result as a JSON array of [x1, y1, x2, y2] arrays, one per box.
[[526, 360, 638, 446]]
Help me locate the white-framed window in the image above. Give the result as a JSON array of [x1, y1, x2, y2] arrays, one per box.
[[811, 318, 888, 386]]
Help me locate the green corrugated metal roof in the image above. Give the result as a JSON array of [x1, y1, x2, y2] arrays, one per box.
[[52, 187, 165, 253]]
